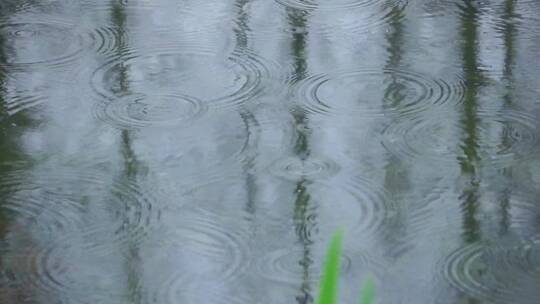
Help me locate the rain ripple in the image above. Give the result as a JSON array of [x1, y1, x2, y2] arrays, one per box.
[[275, 0, 406, 11], [264, 177, 399, 242], [91, 47, 279, 127], [382, 110, 540, 166], [0, 168, 87, 234], [255, 247, 351, 284], [267, 156, 340, 181], [255, 247, 385, 285], [148, 209, 250, 304], [68, 182, 163, 256], [254, 0, 409, 37], [94, 93, 207, 129], [491, 1, 540, 42], [0, 167, 163, 253], [293, 69, 465, 118], [88, 25, 130, 57], [1, 238, 125, 301], [440, 240, 540, 303], [440, 243, 503, 302], [148, 287, 253, 304], [426, 0, 540, 41], [0, 170, 163, 300], [0, 19, 85, 72], [1, 86, 45, 117]]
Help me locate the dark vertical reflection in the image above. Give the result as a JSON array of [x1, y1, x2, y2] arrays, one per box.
[[234, 0, 259, 217], [456, 4, 486, 302], [496, 0, 517, 236], [293, 180, 314, 304], [501, 0, 517, 83], [0, 26, 7, 99], [0, 12, 32, 240], [457, 0, 483, 246], [119, 131, 143, 304], [287, 7, 314, 304], [0, 31, 33, 162], [381, 6, 410, 257], [383, 7, 406, 188], [384, 7, 406, 111], [240, 112, 259, 216], [234, 0, 251, 50], [289, 8, 309, 160], [456, 7, 484, 304], [110, 2, 142, 302], [0, 15, 36, 303], [0, 1, 19, 18], [0, 26, 8, 236], [111, 1, 130, 96]]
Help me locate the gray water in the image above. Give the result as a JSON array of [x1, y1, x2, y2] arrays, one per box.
[[0, 0, 539, 303]]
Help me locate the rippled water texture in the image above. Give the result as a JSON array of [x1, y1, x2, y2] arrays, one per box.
[[0, 0, 540, 303]]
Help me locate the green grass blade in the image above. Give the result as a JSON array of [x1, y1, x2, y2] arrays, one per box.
[[317, 229, 344, 304], [359, 275, 375, 304]]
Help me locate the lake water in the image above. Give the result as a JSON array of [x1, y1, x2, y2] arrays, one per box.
[[0, 0, 540, 303]]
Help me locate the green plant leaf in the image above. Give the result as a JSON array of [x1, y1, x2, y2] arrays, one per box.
[[316, 229, 344, 304], [359, 275, 375, 304]]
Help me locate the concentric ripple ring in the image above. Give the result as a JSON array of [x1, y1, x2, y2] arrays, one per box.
[[149, 209, 250, 304], [275, 0, 406, 10], [0, 20, 84, 72], [94, 93, 207, 129], [91, 47, 276, 112], [294, 69, 465, 117], [382, 110, 540, 165]]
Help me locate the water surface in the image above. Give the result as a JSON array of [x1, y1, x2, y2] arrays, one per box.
[[1, 0, 540, 303]]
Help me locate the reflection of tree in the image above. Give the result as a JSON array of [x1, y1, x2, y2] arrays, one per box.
[[0, 12, 37, 249], [289, 7, 309, 161], [0, 23, 10, 242], [457, 0, 484, 304], [286, 7, 315, 304], [458, 0, 483, 246], [0, 31, 33, 162], [293, 181, 314, 304], [0, 1, 19, 18], [111, 1, 130, 95], [457, 2, 483, 303], [240, 111, 258, 216], [234, 0, 259, 216], [118, 130, 143, 304], [234, 0, 251, 50], [0, 15, 38, 304], [496, 0, 517, 236], [381, 5, 410, 257], [384, 7, 407, 111], [383, 8, 407, 191], [110, 1, 142, 302]]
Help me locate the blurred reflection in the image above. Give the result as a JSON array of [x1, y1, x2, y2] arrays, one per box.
[[234, 0, 259, 217], [496, 0, 517, 236], [0, 0, 538, 303], [110, 1, 143, 302], [287, 6, 316, 304], [0, 9, 39, 303], [457, 0, 483, 245]]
